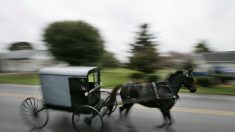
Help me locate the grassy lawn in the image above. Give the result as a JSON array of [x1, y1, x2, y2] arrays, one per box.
[[0, 68, 138, 87], [180, 86, 235, 96], [0, 68, 234, 95], [101, 68, 137, 87], [0, 73, 40, 85]]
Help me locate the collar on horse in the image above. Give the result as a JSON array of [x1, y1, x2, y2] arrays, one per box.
[[154, 82, 179, 99]]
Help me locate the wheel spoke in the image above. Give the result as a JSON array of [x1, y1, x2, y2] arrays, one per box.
[[22, 109, 34, 114], [35, 99, 39, 111], [22, 102, 31, 111], [28, 99, 34, 108], [25, 99, 32, 109], [20, 97, 48, 129], [72, 106, 103, 132], [32, 98, 37, 111]]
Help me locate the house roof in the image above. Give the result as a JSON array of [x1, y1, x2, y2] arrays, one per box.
[[201, 51, 235, 62], [0, 50, 52, 59]]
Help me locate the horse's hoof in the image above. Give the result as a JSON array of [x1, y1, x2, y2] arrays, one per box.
[[126, 124, 135, 128], [166, 123, 173, 129], [157, 123, 167, 128], [118, 118, 124, 122], [107, 114, 111, 118]]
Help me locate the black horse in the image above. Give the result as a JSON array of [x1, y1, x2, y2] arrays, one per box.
[[107, 69, 196, 128]]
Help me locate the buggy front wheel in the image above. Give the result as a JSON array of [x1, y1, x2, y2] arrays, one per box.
[[20, 97, 49, 129], [72, 105, 103, 132]]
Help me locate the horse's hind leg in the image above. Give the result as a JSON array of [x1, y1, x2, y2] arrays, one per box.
[[124, 103, 133, 117], [119, 104, 128, 120], [119, 103, 133, 123], [124, 103, 134, 128], [119, 103, 133, 117]]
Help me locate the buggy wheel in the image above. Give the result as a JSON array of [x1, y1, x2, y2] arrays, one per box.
[[20, 97, 49, 129], [72, 105, 103, 132]]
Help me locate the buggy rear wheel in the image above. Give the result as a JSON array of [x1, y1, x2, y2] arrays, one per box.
[[72, 105, 103, 132], [20, 97, 49, 129]]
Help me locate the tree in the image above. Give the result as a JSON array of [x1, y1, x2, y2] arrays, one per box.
[[43, 21, 104, 66], [8, 42, 33, 51], [194, 40, 212, 53], [101, 51, 120, 68], [129, 24, 159, 73]]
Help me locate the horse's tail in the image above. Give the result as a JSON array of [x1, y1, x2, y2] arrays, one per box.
[[106, 84, 122, 116]]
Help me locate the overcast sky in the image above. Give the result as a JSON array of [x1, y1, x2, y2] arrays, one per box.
[[0, 0, 235, 61]]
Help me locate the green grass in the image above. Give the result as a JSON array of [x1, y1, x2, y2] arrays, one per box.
[[101, 68, 138, 87], [0, 68, 137, 87], [0, 68, 234, 95], [0, 73, 39, 85], [180, 86, 235, 96]]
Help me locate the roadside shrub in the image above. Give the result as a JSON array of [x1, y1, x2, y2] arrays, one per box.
[[146, 75, 159, 82], [213, 74, 234, 84], [129, 73, 145, 79], [196, 76, 219, 87], [129, 73, 146, 83]]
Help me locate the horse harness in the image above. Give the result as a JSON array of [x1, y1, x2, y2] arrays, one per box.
[[126, 82, 179, 101], [152, 82, 179, 100]]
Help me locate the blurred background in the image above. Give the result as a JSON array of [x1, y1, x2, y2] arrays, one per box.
[[0, 0, 234, 95]]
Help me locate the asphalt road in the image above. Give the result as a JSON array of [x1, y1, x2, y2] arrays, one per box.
[[0, 84, 235, 132]]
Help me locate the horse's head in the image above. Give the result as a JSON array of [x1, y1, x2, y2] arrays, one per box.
[[181, 69, 196, 93]]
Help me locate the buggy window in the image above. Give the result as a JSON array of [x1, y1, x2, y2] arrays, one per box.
[[88, 72, 99, 85], [88, 72, 99, 91]]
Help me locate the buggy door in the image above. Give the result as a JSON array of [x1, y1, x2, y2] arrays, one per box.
[[88, 71, 101, 106], [69, 77, 88, 106]]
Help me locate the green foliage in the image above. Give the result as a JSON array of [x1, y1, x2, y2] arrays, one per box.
[[43, 21, 104, 66], [213, 74, 234, 84], [129, 73, 145, 80], [196, 75, 235, 87], [146, 75, 159, 82], [196, 76, 219, 87], [101, 51, 120, 68], [129, 72, 146, 83], [181, 60, 194, 70], [194, 40, 212, 53], [8, 42, 33, 51], [129, 73, 159, 83], [1, 68, 235, 95], [129, 24, 159, 73]]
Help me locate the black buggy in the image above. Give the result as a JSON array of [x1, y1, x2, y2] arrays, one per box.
[[20, 67, 117, 132]]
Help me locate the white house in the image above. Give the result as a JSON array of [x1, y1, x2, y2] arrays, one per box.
[[193, 51, 235, 74], [0, 50, 57, 72]]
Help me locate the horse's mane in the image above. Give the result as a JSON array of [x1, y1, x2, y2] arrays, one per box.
[[166, 71, 183, 81]]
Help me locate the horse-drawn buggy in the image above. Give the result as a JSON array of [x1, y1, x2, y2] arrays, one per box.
[[20, 67, 117, 132]]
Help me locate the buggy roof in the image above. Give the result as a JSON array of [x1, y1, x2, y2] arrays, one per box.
[[39, 66, 99, 76]]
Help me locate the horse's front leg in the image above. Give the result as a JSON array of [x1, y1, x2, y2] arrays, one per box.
[[157, 109, 168, 128], [165, 110, 174, 128]]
